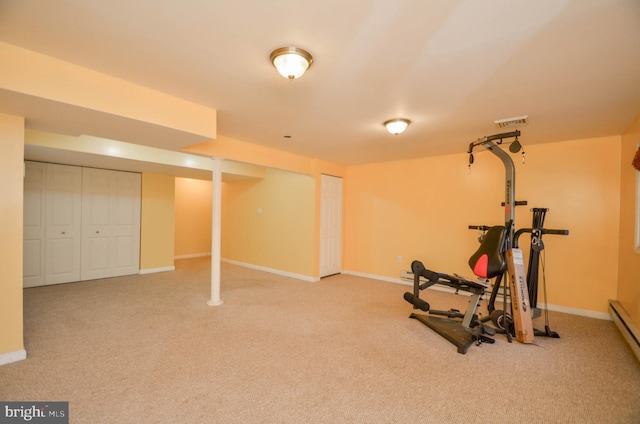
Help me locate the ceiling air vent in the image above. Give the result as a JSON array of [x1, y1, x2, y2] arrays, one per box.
[[494, 115, 528, 128]]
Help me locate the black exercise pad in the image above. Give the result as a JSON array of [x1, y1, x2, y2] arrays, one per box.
[[409, 313, 476, 354]]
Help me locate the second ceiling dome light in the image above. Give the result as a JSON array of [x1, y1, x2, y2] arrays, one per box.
[[384, 118, 411, 135]]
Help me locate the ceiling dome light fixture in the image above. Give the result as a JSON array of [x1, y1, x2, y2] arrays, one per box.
[[270, 47, 313, 80], [384, 118, 411, 135]]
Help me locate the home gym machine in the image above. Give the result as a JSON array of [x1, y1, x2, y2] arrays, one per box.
[[404, 130, 568, 353], [482, 207, 568, 339]]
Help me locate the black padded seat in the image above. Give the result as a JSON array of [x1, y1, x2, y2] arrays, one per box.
[[468, 226, 507, 279]]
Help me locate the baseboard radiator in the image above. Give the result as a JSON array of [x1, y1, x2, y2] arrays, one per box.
[[609, 300, 640, 363]]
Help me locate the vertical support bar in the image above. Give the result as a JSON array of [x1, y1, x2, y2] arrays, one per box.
[[485, 141, 516, 248], [462, 292, 482, 329], [207, 157, 223, 306]]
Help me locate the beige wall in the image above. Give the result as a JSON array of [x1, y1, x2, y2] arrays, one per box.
[[0, 113, 25, 359], [175, 177, 212, 258], [222, 168, 316, 277], [140, 173, 175, 271], [618, 115, 640, 324], [344, 136, 621, 314], [187, 137, 347, 277]]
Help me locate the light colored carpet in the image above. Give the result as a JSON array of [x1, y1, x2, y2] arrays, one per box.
[[1, 257, 639, 423]]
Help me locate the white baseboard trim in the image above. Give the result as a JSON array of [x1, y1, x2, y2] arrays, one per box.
[[343, 270, 405, 285], [221, 259, 319, 282], [0, 349, 27, 366], [537, 302, 611, 321], [343, 269, 612, 321], [139, 266, 175, 275], [175, 253, 211, 260]]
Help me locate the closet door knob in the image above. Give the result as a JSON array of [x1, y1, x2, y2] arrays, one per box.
[[61, 231, 66, 235], [96, 230, 100, 234]]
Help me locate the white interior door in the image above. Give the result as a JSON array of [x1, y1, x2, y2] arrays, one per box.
[[319, 174, 343, 278], [44, 163, 82, 285], [23, 162, 47, 287]]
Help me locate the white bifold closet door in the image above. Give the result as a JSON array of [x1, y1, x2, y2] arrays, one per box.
[[23, 161, 47, 287], [23, 162, 141, 287], [81, 167, 141, 281], [23, 162, 82, 287]]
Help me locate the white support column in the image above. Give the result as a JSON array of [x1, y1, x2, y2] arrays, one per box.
[[207, 157, 223, 306]]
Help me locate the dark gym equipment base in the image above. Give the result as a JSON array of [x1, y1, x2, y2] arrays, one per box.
[[410, 313, 480, 354]]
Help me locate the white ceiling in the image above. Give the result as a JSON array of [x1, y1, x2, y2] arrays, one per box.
[[1, 0, 639, 166]]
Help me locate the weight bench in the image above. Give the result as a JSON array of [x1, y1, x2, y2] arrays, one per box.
[[404, 226, 508, 354]]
